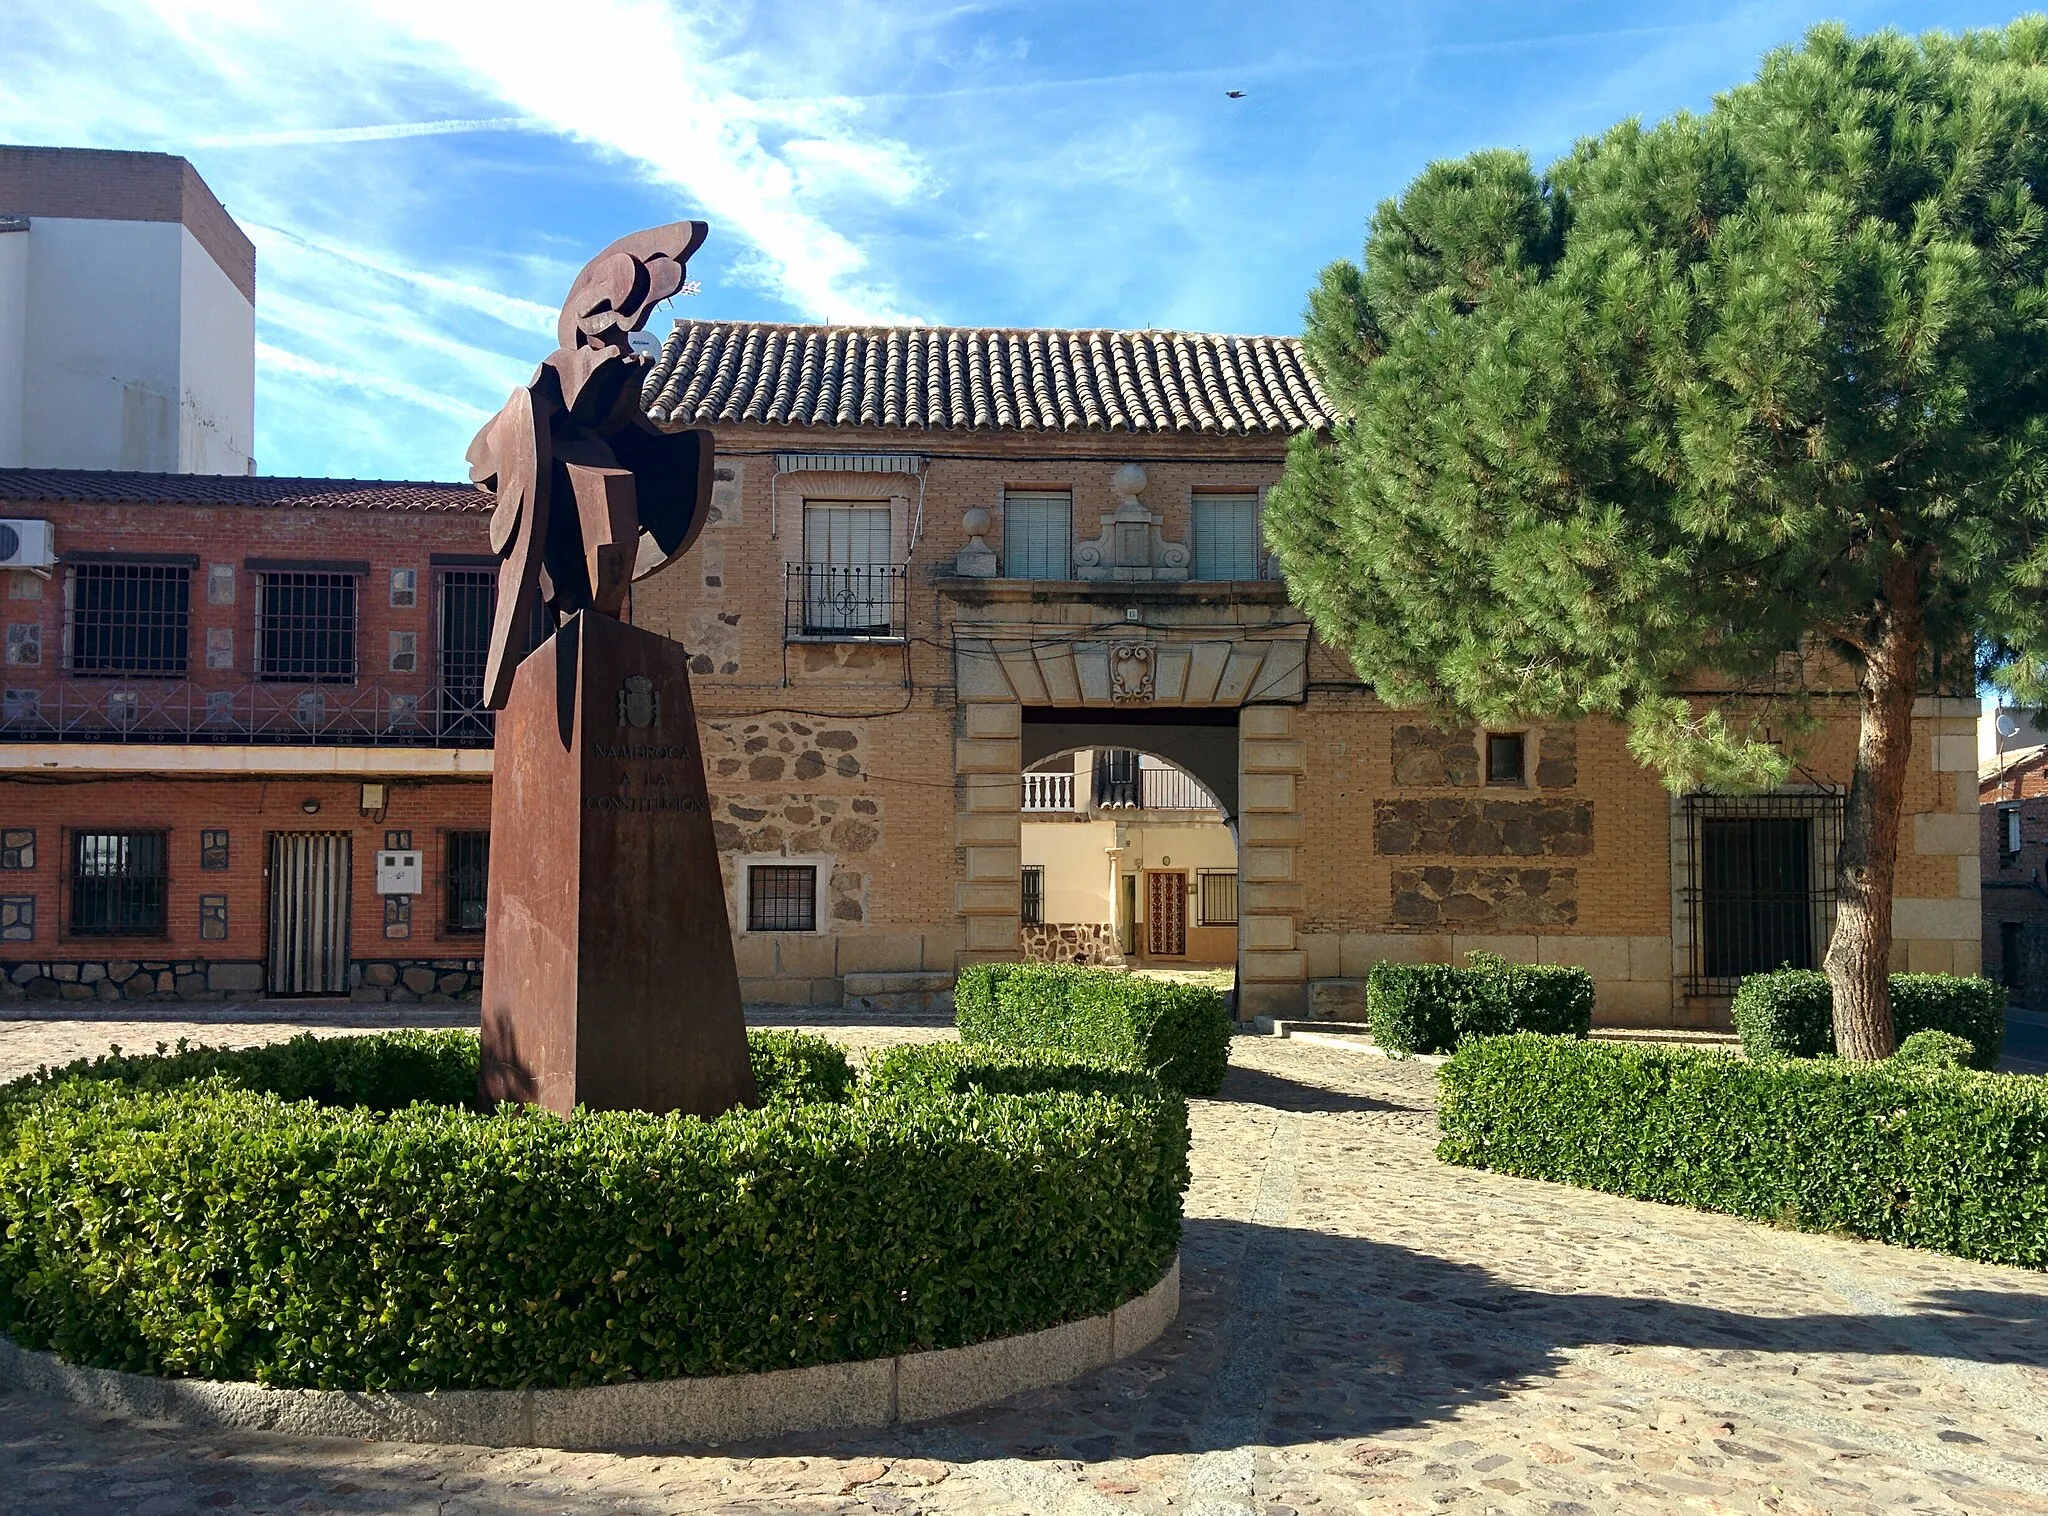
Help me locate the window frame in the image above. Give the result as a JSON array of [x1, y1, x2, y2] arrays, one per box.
[[443, 828, 490, 936], [1001, 489, 1073, 580], [1197, 868, 1239, 926], [1021, 863, 1045, 926], [253, 566, 362, 685], [1190, 489, 1262, 582], [66, 827, 170, 940], [1484, 731, 1527, 786], [746, 861, 820, 933], [1679, 790, 1843, 996], [2000, 802, 2023, 866], [63, 558, 194, 679], [797, 501, 898, 638]]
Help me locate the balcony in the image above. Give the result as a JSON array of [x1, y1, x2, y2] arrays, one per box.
[[1093, 751, 1220, 811], [785, 564, 907, 641], [0, 680, 494, 748], [1023, 770, 1076, 811]]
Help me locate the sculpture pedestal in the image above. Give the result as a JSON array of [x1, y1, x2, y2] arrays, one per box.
[[480, 611, 756, 1117]]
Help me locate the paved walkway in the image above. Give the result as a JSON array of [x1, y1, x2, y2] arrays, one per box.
[[6, 1020, 2048, 1513]]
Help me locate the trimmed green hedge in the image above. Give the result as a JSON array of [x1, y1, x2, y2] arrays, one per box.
[[955, 963, 1232, 1095], [1732, 970, 2007, 1068], [1366, 952, 1594, 1055], [0, 1031, 1186, 1391], [1438, 1034, 2048, 1267]]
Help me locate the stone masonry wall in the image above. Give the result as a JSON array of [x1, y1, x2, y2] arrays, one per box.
[[1021, 921, 1123, 966]]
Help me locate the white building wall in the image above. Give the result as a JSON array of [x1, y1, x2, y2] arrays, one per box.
[[177, 223, 254, 474], [10, 217, 251, 474], [0, 226, 26, 466]]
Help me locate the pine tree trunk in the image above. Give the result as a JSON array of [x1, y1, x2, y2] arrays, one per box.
[[1822, 563, 1924, 1061]]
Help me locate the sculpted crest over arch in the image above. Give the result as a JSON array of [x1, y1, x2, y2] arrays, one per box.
[[465, 221, 717, 709]]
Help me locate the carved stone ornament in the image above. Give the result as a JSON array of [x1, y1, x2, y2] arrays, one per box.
[[1075, 464, 1190, 582], [617, 674, 659, 729], [1110, 642, 1156, 703], [955, 503, 998, 577]]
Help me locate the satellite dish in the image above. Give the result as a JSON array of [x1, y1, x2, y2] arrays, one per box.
[[1999, 712, 2022, 739]]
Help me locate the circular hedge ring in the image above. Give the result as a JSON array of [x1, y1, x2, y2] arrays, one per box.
[[0, 1031, 1188, 1393]]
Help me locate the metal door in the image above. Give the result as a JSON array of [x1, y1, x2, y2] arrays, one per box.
[[268, 832, 352, 995], [1146, 870, 1187, 957]]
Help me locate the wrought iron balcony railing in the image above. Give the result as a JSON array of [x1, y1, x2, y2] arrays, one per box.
[[0, 680, 495, 748], [784, 564, 907, 640]]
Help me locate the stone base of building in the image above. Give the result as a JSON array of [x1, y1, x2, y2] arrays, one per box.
[[0, 958, 483, 1005], [351, 959, 484, 1004], [1022, 922, 1125, 967]]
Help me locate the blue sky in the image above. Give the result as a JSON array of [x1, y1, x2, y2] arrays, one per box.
[[3, 1, 2032, 481]]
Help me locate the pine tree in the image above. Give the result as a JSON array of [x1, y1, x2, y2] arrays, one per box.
[[1269, 22, 2048, 1057]]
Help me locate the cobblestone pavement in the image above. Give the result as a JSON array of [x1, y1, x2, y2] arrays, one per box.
[[6, 1023, 2048, 1514]]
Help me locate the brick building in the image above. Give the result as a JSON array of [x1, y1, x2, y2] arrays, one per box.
[[0, 471, 494, 1002], [0, 317, 1987, 1023], [1982, 743, 2048, 1008]]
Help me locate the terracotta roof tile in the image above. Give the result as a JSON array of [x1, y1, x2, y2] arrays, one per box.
[[0, 470, 486, 511], [643, 320, 1337, 436]]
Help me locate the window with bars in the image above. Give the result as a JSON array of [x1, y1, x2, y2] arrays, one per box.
[[799, 503, 896, 635], [66, 562, 190, 677], [747, 864, 817, 932], [1021, 864, 1045, 926], [1002, 490, 1072, 579], [445, 830, 489, 934], [1192, 492, 1261, 580], [438, 569, 496, 738], [2000, 803, 2023, 866], [1198, 870, 1239, 926], [1682, 792, 1842, 995], [69, 830, 168, 937], [257, 572, 358, 683]]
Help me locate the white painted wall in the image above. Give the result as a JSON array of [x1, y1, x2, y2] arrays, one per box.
[[1023, 816, 1117, 924], [0, 228, 26, 466], [178, 224, 254, 474], [0, 217, 251, 473]]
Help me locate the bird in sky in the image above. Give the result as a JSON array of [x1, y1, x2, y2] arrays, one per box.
[[1225, 90, 1246, 99]]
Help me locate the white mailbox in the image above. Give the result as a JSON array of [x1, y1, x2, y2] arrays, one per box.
[[376, 850, 423, 896]]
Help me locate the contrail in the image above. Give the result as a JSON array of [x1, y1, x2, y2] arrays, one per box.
[[194, 117, 547, 148]]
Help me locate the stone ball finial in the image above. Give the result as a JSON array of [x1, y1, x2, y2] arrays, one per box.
[[962, 505, 992, 538], [1111, 463, 1147, 503]]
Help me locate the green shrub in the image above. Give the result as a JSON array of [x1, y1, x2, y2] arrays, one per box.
[[1366, 952, 1594, 1055], [955, 963, 1232, 1095], [1733, 970, 2006, 1068], [0, 1033, 1185, 1391], [746, 1030, 854, 1104], [1438, 1034, 2048, 1268], [1894, 1029, 1976, 1070]]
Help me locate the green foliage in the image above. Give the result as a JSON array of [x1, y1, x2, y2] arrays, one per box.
[[1733, 970, 2006, 1067], [1895, 1029, 1976, 1070], [746, 1030, 854, 1105], [1438, 1034, 2048, 1267], [1271, 22, 2048, 779], [954, 963, 1233, 1095], [1366, 952, 1595, 1055], [0, 1034, 1186, 1391]]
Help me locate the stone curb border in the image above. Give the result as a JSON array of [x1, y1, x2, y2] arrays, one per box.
[[0, 1255, 1178, 1451]]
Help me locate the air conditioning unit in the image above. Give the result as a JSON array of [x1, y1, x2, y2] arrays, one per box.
[[0, 520, 56, 571]]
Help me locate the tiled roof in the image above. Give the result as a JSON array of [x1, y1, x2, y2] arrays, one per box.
[[0, 470, 487, 511], [642, 321, 1337, 435]]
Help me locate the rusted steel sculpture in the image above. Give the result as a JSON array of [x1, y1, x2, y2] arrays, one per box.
[[470, 222, 756, 1119], [467, 221, 717, 710]]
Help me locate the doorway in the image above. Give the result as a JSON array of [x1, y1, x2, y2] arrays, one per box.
[[268, 831, 352, 995], [1146, 869, 1188, 957]]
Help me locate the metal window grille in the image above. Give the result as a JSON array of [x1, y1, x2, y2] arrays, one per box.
[[1192, 493, 1260, 580], [748, 864, 816, 932], [69, 830, 168, 937], [1094, 749, 1142, 807], [1003, 491, 1072, 579], [1486, 732, 1525, 784], [2001, 803, 2023, 865], [1681, 791, 1842, 995], [796, 504, 899, 636], [437, 570, 496, 739], [258, 572, 358, 684], [1021, 864, 1045, 926], [1199, 870, 1239, 926], [445, 830, 489, 934], [67, 563, 190, 677]]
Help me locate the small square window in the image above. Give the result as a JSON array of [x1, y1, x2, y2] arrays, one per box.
[[390, 568, 418, 608], [0, 895, 33, 942], [748, 864, 817, 932], [1486, 732, 1526, 785], [1022, 864, 1045, 926], [389, 630, 417, 673], [0, 830, 33, 870], [200, 830, 229, 870], [6, 622, 40, 666], [198, 894, 228, 941]]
